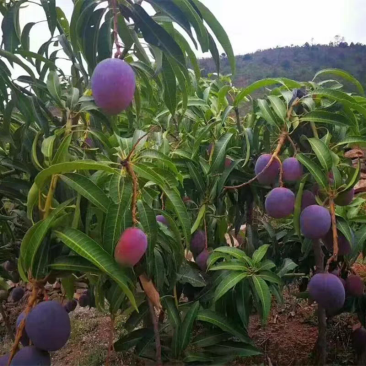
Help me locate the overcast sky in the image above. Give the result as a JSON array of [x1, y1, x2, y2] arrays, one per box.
[[13, 0, 366, 56]]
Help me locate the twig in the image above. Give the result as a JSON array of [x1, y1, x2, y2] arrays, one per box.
[[287, 135, 298, 155], [125, 163, 139, 225], [274, 155, 283, 187], [110, 0, 122, 58], [43, 175, 58, 219], [0, 302, 14, 341], [126, 133, 148, 161], [147, 299, 162, 366], [106, 315, 115, 366], [326, 197, 338, 270], [234, 107, 243, 133], [225, 131, 288, 190]]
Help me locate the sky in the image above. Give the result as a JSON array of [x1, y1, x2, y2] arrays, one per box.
[[13, 0, 366, 55], [1, 0, 366, 74]]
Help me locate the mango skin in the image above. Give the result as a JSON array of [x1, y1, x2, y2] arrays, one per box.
[[308, 273, 345, 311], [91, 58, 136, 115], [283, 157, 303, 182], [114, 228, 148, 267], [254, 154, 280, 185], [265, 187, 295, 218], [300, 205, 331, 239], [345, 274, 364, 297]]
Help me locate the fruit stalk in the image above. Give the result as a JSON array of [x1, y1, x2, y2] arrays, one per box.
[[110, 0, 122, 58], [225, 131, 287, 190], [326, 197, 339, 270], [148, 298, 162, 366], [125, 162, 139, 225], [274, 156, 283, 187], [234, 107, 243, 134]]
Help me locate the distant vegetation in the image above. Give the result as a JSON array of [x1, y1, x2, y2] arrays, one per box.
[[200, 41, 366, 89]]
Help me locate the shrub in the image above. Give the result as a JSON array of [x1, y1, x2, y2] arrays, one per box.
[[300, 205, 331, 239], [25, 301, 71, 351]]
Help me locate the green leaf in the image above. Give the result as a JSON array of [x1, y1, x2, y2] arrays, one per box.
[[257, 99, 281, 129], [252, 276, 271, 324], [258, 271, 282, 285], [187, 162, 205, 193], [137, 200, 158, 252], [52, 134, 72, 164], [313, 69, 364, 95], [61, 277, 75, 300], [20, 199, 72, 274], [307, 138, 333, 171], [277, 258, 298, 277], [0, 49, 35, 79], [252, 244, 270, 264], [296, 154, 328, 189], [180, 301, 200, 352], [191, 330, 229, 347], [335, 136, 366, 146], [177, 261, 205, 287], [214, 272, 248, 302], [213, 247, 252, 266], [268, 95, 286, 121], [97, 18, 112, 62], [114, 328, 152, 352], [191, 0, 235, 74], [205, 342, 261, 358], [56, 7, 70, 36], [41, 0, 57, 35], [337, 217, 353, 246], [300, 111, 350, 126], [191, 205, 206, 234], [47, 70, 64, 108], [234, 78, 301, 107], [294, 178, 307, 236], [236, 280, 251, 328], [60, 173, 111, 213], [343, 160, 361, 192], [162, 297, 181, 329], [55, 228, 136, 310], [2, 5, 20, 54], [128, 4, 186, 66], [20, 22, 35, 52], [49, 256, 99, 273], [210, 133, 233, 174], [209, 261, 248, 272], [161, 55, 177, 115], [196, 310, 250, 342]]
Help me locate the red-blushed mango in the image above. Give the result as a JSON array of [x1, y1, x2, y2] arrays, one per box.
[[11, 346, 50, 366], [114, 227, 148, 267], [345, 274, 364, 297], [26, 301, 71, 351], [254, 154, 280, 185], [196, 249, 209, 271], [265, 187, 295, 218], [308, 273, 345, 311], [156, 215, 169, 227], [300, 205, 331, 239], [4, 260, 16, 272], [191, 230, 206, 257], [282, 157, 303, 182], [352, 327, 366, 354], [322, 229, 351, 256], [301, 190, 317, 211], [335, 189, 354, 206], [91, 59, 136, 115]]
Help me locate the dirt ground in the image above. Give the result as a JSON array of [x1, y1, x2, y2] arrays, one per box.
[[0, 284, 361, 366]]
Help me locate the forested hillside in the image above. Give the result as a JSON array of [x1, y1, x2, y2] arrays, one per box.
[[200, 43, 366, 88]]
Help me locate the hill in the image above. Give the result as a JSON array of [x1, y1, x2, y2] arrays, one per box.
[[200, 43, 366, 88]]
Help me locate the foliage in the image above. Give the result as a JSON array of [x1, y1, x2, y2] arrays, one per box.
[[0, 0, 366, 365]]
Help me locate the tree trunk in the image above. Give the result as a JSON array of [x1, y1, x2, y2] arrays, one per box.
[[312, 240, 327, 365]]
